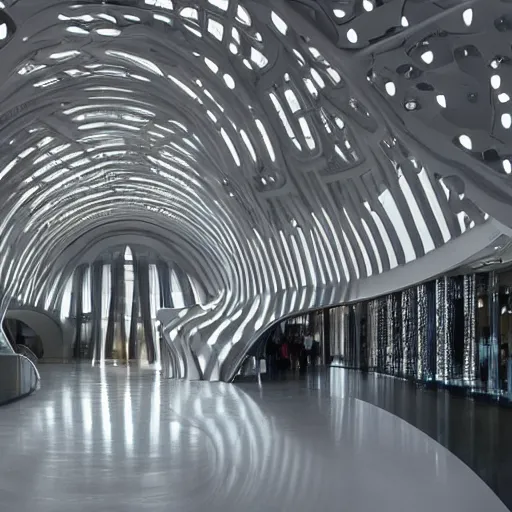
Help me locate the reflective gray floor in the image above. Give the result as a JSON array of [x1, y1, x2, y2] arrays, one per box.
[[0, 365, 507, 512]]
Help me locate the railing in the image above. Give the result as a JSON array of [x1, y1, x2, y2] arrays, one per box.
[[0, 354, 40, 405], [15, 345, 38, 365]]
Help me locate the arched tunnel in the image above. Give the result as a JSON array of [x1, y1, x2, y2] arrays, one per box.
[[3, 1, 512, 511], [1, 0, 512, 381]]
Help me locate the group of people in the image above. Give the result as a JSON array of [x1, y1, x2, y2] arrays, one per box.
[[266, 331, 319, 378]]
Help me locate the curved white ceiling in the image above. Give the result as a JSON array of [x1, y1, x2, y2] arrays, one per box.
[[0, 0, 511, 378]]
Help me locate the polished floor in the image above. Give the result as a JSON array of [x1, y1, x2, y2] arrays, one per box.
[[0, 365, 508, 512]]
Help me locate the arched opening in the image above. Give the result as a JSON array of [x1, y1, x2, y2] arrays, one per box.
[[2, 309, 64, 361], [3, 318, 43, 359], [235, 309, 328, 381], [58, 244, 205, 366]]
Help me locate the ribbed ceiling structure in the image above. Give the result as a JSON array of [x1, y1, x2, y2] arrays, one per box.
[[1, 0, 512, 380]]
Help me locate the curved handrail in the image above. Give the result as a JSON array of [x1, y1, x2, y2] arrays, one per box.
[[16, 345, 38, 365], [17, 354, 40, 395]]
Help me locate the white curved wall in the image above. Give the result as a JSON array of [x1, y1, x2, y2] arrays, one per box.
[[5, 309, 67, 362]]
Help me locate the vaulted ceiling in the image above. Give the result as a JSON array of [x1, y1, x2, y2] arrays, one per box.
[[1, 0, 511, 379]]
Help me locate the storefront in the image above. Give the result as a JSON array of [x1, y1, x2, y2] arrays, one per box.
[[327, 270, 512, 398]]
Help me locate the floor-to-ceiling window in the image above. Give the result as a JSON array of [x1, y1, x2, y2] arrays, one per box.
[[59, 245, 202, 365]]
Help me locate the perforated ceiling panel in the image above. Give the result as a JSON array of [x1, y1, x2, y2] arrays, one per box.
[[0, 0, 510, 379]]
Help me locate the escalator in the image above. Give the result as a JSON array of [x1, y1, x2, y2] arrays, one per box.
[[0, 319, 40, 405]]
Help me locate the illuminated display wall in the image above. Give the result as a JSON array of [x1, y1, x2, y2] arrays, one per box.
[[328, 272, 512, 396]]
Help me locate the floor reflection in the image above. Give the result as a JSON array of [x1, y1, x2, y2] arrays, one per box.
[[0, 365, 507, 512], [313, 368, 512, 509]]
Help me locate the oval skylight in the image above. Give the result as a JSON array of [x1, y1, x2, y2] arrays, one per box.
[[421, 51, 434, 64], [463, 8, 473, 27], [459, 134, 472, 150], [271, 11, 287, 35], [347, 29, 358, 44], [385, 82, 396, 97]]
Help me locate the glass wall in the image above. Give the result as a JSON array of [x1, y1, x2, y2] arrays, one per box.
[[328, 270, 512, 398], [60, 245, 204, 366]]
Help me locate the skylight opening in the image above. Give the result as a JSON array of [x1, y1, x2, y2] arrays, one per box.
[[124, 15, 141, 22], [251, 47, 268, 68], [379, 189, 416, 263], [421, 50, 434, 64], [463, 8, 473, 27], [269, 93, 301, 149], [502, 113, 512, 129], [310, 232, 326, 285], [491, 74, 501, 90], [207, 18, 224, 41], [303, 78, 318, 98], [284, 89, 301, 113], [255, 119, 276, 161], [401, 16, 409, 27], [459, 134, 472, 150], [436, 94, 447, 108], [0, 23, 6, 40], [310, 68, 325, 88], [34, 77, 60, 88], [183, 24, 202, 37], [49, 50, 80, 60], [385, 81, 396, 96], [499, 93, 510, 103], [231, 26, 241, 44], [240, 130, 257, 162], [309, 46, 322, 60], [168, 75, 198, 99], [361, 218, 383, 274], [221, 128, 240, 166], [145, 0, 173, 9], [153, 13, 172, 25], [347, 28, 358, 44], [333, 9, 346, 19], [204, 57, 219, 73], [363, 0, 374, 11], [236, 5, 251, 26], [106, 50, 163, 76], [503, 159, 512, 174], [344, 208, 372, 276], [297, 228, 317, 287], [223, 73, 235, 89], [271, 11, 287, 35], [97, 13, 117, 24], [311, 216, 336, 282], [319, 111, 332, 134], [298, 117, 315, 150], [229, 43, 238, 54], [180, 7, 198, 19], [335, 145, 349, 162], [457, 212, 468, 234], [208, 0, 228, 10], [398, 172, 435, 254], [96, 28, 121, 37], [66, 26, 89, 35], [364, 201, 398, 269], [203, 89, 224, 111], [342, 230, 360, 279], [327, 68, 341, 84]]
